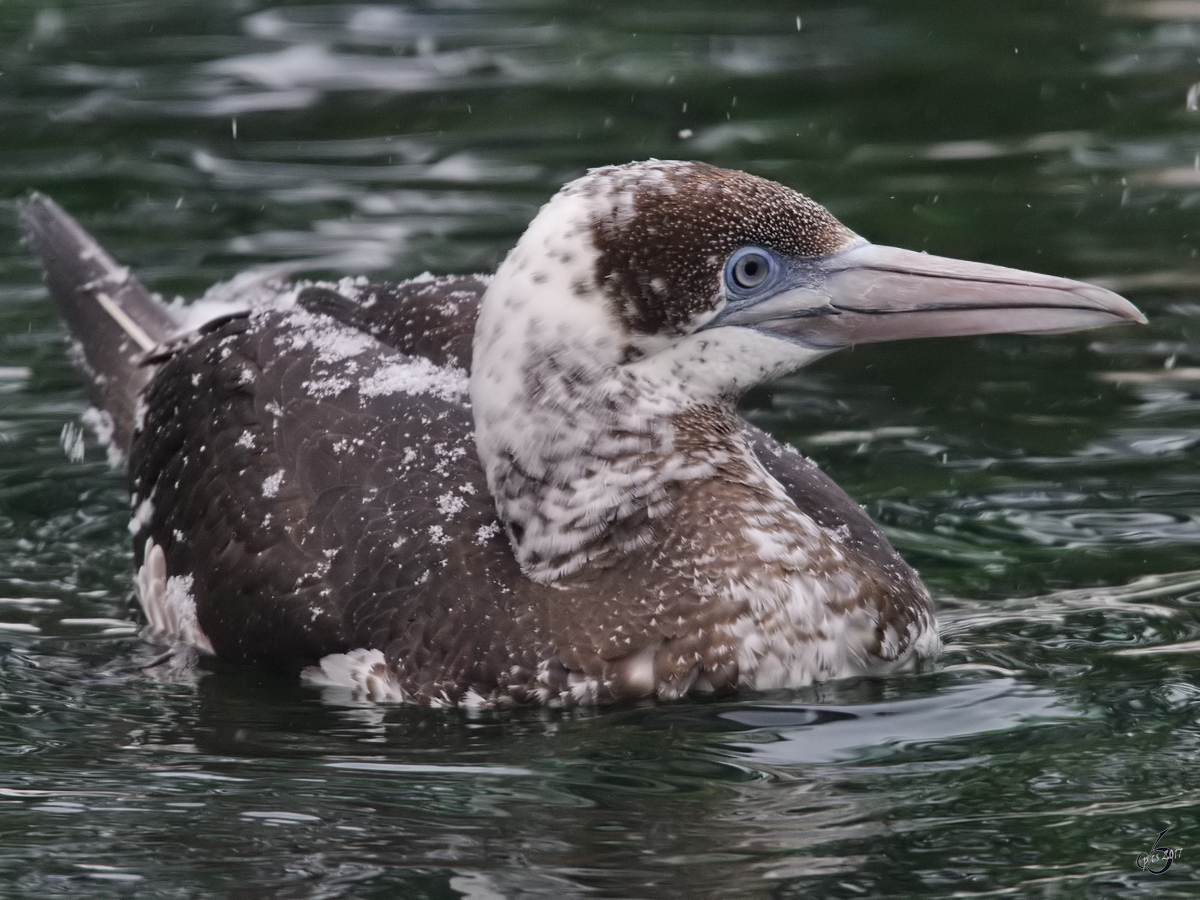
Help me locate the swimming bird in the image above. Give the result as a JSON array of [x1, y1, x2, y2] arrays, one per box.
[[21, 161, 1145, 707]]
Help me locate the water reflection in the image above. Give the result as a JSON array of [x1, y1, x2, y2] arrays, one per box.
[[713, 678, 1080, 765], [163, 669, 1078, 896], [38, 647, 1178, 898]]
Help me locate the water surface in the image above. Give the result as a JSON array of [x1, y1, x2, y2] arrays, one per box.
[[1, 1, 1198, 897]]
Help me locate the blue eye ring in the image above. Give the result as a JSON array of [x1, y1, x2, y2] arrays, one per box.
[[725, 246, 775, 292]]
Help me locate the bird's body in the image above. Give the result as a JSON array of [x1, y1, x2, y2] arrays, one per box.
[[21, 161, 1144, 707]]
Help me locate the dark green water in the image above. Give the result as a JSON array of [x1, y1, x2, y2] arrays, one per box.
[[1, 1, 1198, 896]]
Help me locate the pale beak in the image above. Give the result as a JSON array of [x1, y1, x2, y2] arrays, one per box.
[[714, 242, 1146, 349]]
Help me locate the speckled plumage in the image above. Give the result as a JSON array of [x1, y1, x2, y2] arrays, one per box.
[[118, 272, 933, 705], [21, 161, 1143, 706]]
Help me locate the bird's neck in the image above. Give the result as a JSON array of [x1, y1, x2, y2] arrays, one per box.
[[471, 340, 752, 583]]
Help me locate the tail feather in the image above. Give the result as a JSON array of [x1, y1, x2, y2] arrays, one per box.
[[19, 193, 179, 458]]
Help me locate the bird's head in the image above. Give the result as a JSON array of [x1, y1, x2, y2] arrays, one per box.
[[474, 160, 1144, 411]]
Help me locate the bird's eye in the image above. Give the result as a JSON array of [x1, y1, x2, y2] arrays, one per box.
[[726, 247, 774, 292]]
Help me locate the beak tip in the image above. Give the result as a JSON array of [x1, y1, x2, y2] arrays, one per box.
[[1081, 285, 1147, 326]]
